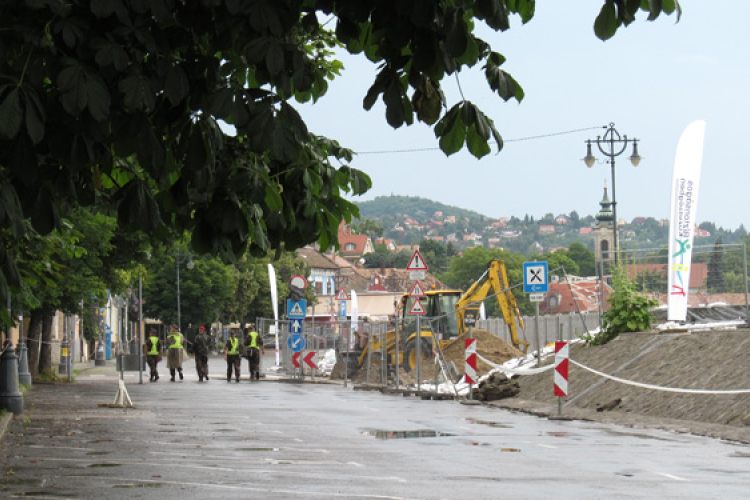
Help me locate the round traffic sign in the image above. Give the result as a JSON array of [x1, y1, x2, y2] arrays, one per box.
[[290, 275, 307, 289]]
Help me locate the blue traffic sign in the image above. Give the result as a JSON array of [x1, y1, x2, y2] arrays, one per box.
[[287, 299, 307, 319], [339, 300, 347, 317], [287, 334, 306, 352], [288, 319, 304, 334], [523, 261, 549, 293]]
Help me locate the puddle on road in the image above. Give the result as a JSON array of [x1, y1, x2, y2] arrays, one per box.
[[237, 447, 280, 452], [361, 429, 455, 440], [730, 452, 750, 458], [88, 463, 122, 468], [465, 418, 513, 429], [544, 431, 578, 438], [9, 491, 74, 497]]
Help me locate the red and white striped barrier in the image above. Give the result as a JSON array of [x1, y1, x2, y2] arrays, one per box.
[[554, 341, 569, 397], [465, 338, 477, 384]]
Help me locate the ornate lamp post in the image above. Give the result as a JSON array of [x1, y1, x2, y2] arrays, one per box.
[[583, 123, 642, 263]]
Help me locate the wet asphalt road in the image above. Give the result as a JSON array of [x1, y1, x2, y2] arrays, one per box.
[[2, 355, 750, 499]]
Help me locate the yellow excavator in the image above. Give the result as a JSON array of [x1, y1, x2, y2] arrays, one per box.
[[355, 260, 528, 373]]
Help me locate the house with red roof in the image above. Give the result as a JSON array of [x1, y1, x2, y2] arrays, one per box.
[[338, 221, 374, 264]]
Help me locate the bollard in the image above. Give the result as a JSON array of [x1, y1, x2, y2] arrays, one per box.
[[94, 339, 106, 366], [0, 341, 24, 414], [16, 341, 32, 387], [59, 337, 70, 374]]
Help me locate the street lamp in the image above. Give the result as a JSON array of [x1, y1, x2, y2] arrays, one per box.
[[176, 252, 194, 333], [583, 123, 642, 263]]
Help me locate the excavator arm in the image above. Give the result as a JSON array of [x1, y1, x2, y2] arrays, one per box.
[[455, 260, 529, 353]]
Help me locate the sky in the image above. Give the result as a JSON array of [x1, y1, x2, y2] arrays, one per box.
[[298, 2, 749, 232]]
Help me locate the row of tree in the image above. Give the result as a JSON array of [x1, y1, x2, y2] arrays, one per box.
[[4, 206, 310, 377]]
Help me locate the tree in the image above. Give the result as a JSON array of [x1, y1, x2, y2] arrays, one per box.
[[418, 239, 449, 275], [143, 251, 234, 335], [0, 1, 681, 317], [565, 242, 596, 276], [353, 219, 385, 241]]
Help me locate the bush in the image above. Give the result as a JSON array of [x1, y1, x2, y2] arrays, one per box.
[[587, 261, 658, 345]]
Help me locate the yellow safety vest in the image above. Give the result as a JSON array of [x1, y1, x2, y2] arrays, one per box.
[[168, 333, 183, 349], [228, 337, 239, 355], [147, 336, 159, 355], [247, 331, 259, 349]]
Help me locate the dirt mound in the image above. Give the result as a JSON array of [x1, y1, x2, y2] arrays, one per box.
[[441, 329, 524, 379]]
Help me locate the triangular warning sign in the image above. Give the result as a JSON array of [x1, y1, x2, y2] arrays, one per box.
[[409, 298, 426, 315], [409, 281, 426, 297], [289, 302, 304, 316], [335, 288, 349, 301], [406, 250, 428, 271]]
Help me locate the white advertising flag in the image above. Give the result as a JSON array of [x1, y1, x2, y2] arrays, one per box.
[[667, 120, 707, 322], [268, 263, 280, 365]]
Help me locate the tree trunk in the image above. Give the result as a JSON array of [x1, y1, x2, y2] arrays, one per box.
[[27, 312, 42, 376], [38, 312, 54, 374]]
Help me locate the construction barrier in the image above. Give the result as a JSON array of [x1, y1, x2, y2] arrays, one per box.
[[554, 341, 568, 397], [464, 338, 477, 384]]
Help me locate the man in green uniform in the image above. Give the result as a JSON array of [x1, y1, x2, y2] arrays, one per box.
[[224, 329, 243, 383], [143, 328, 162, 382], [244, 324, 265, 381], [193, 326, 213, 382], [167, 324, 185, 382]]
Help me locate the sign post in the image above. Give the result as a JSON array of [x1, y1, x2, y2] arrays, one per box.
[[407, 251, 428, 392], [287, 299, 307, 379], [524, 261, 548, 367], [335, 288, 350, 387]]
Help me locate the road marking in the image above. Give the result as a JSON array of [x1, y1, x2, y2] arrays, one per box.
[[656, 472, 687, 481]]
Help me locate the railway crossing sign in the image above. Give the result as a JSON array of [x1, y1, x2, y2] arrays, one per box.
[[523, 261, 549, 293], [287, 299, 307, 319]]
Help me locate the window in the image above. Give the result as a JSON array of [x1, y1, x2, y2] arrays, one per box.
[[345, 243, 356, 251], [600, 240, 609, 260]]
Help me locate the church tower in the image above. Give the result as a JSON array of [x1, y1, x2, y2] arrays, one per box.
[[593, 185, 615, 265]]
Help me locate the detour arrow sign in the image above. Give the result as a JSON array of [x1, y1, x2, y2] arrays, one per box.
[[304, 351, 317, 369], [292, 352, 300, 368]]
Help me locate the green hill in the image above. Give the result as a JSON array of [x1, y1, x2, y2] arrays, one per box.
[[356, 195, 485, 221]]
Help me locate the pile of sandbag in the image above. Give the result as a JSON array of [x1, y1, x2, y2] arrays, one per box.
[[470, 371, 520, 401]]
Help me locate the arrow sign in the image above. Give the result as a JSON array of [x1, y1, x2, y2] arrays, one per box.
[[409, 298, 426, 315], [287, 334, 305, 352], [292, 352, 301, 368], [409, 281, 426, 297], [303, 352, 317, 369], [335, 288, 349, 301], [288, 319, 303, 333], [406, 250, 428, 271]]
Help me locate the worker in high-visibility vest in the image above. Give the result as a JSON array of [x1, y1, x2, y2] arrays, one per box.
[[143, 328, 162, 382], [224, 329, 243, 383], [244, 324, 265, 381], [167, 324, 185, 382]]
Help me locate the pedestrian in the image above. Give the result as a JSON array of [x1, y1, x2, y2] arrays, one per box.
[[143, 328, 162, 382], [166, 324, 186, 382], [224, 329, 243, 383], [193, 326, 213, 382], [244, 323, 265, 381]]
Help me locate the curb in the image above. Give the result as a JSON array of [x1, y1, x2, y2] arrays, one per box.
[[0, 411, 14, 443]]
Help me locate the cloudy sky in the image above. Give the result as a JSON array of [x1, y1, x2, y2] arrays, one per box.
[[300, 2, 748, 231]]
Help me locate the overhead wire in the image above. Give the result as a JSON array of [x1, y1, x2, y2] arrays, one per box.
[[355, 125, 605, 155]]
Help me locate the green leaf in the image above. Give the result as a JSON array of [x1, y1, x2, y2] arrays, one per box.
[[164, 66, 189, 107], [86, 71, 111, 121], [435, 106, 465, 156], [118, 74, 156, 112], [466, 124, 491, 158], [266, 42, 284, 78], [22, 88, 45, 144], [594, 1, 620, 41], [0, 87, 22, 139]]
